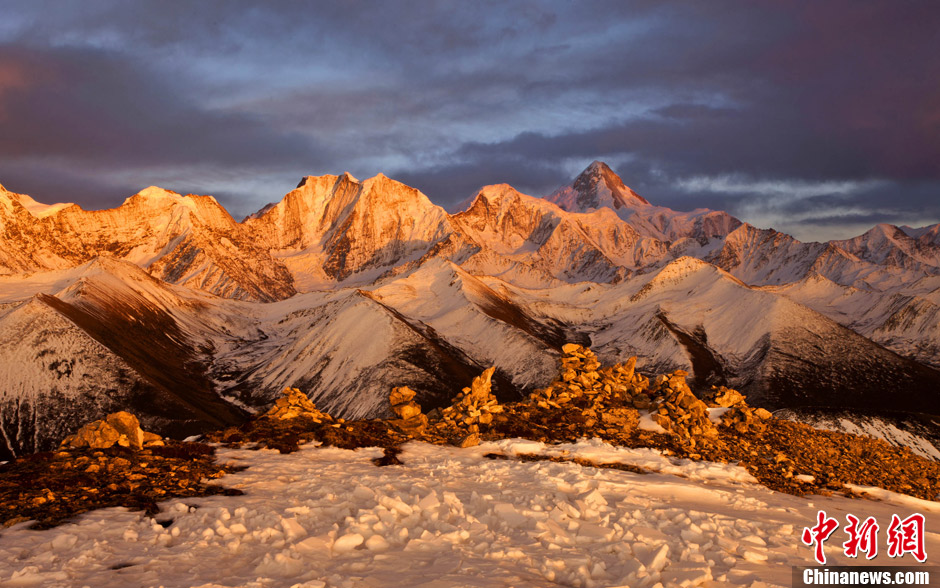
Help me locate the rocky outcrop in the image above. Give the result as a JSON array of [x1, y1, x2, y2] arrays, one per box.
[[60, 412, 163, 450], [264, 388, 333, 423]]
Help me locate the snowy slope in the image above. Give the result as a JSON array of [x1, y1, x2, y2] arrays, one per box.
[[0, 296, 136, 459], [546, 161, 741, 243], [2, 440, 937, 587], [210, 287, 494, 419], [368, 258, 573, 391], [244, 173, 454, 290], [498, 257, 940, 414], [0, 184, 294, 301], [770, 273, 940, 369], [0, 259, 249, 459]]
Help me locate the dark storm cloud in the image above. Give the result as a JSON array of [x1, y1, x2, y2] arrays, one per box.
[[0, 1, 937, 239], [394, 159, 572, 212], [0, 45, 319, 167]]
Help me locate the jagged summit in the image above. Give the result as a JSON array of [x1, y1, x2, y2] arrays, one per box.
[[547, 161, 650, 213], [296, 171, 359, 190], [579, 161, 650, 206]]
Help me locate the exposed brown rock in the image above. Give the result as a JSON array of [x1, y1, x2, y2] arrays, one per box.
[[60, 412, 163, 451], [1, 442, 242, 530], [264, 388, 333, 423], [106, 411, 145, 449], [708, 386, 747, 408], [437, 367, 504, 441], [649, 371, 720, 450]]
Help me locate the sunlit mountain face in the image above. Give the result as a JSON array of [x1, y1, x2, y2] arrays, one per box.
[[2, 162, 939, 460]]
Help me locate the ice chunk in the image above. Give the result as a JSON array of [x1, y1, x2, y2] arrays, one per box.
[[365, 534, 390, 551], [493, 503, 529, 528], [50, 535, 78, 550], [379, 495, 414, 517], [643, 544, 670, 573], [577, 522, 613, 542], [293, 536, 329, 555], [281, 517, 307, 541], [332, 533, 365, 553]]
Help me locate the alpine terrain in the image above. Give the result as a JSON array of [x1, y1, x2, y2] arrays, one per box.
[[1, 162, 939, 460]]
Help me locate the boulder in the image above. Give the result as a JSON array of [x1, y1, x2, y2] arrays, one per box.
[[61, 411, 160, 450], [64, 420, 122, 450], [106, 411, 145, 449]]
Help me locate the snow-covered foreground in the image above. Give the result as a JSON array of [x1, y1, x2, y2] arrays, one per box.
[[2, 440, 938, 588]]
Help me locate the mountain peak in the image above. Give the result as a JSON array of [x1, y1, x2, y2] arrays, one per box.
[[126, 186, 186, 207], [547, 161, 649, 214], [137, 186, 179, 198], [572, 161, 649, 208], [584, 160, 612, 175]]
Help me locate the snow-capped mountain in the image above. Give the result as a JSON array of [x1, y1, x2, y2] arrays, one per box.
[[0, 183, 295, 301], [546, 161, 741, 243], [0, 258, 247, 458], [243, 173, 454, 289], [1, 163, 939, 459]]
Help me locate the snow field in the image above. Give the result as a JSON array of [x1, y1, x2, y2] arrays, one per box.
[[1, 439, 937, 588]]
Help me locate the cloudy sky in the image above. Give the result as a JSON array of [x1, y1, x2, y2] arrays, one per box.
[[1, 1, 938, 241]]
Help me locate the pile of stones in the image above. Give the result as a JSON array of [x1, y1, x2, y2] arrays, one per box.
[[647, 371, 719, 449], [60, 411, 163, 450], [435, 367, 504, 446], [521, 345, 646, 436], [703, 385, 773, 434], [388, 386, 428, 435], [4, 438, 239, 529], [528, 345, 652, 412], [264, 388, 335, 423]]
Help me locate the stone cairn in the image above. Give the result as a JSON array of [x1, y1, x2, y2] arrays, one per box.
[[526, 343, 773, 447], [648, 371, 719, 448], [704, 385, 773, 434], [61, 411, 163, 450], [264, 388, 335, 423], [527, 344, 644, 432], [435, 367, 504, 447], [388, 386, 429, 435], [380, 343, 775, 450]]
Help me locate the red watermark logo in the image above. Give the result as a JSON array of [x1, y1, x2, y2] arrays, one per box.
[[802, 511, 927, 565]]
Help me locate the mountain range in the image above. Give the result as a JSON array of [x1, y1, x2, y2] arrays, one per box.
[[1, 161, 938, 460]]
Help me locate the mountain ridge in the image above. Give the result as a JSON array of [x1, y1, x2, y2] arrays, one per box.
[[1, 164, 939, 459]]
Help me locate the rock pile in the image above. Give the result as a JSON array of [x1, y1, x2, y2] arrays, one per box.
[[707, 385, 746, 408], [265, 388, 334, 423], [60, 411, 163, 450], [388, 386, 428, 435], [720, 404, 773, 434], [523, 345, 645, 437], [437, 367, 504, 446], [2, 441, 241, 529], [528, 345, 652, 413], [647, 371, 719, 449], [700, 385, 773, 434]]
